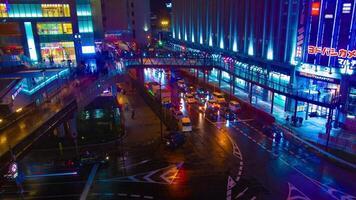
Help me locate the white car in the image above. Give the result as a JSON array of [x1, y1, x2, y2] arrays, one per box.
[[179, 117, 192, 132], [185, 93, 197, 104]]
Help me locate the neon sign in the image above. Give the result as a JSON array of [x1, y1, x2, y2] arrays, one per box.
[[308, 45, 356, 59], [296, 71, 339, 84]]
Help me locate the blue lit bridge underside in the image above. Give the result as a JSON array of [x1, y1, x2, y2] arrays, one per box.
[[122, 51, 339, 108]]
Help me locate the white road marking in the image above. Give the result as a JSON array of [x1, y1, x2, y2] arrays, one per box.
[[118, 193, 128, 196], [234, 187, 248, 199], [120, 159, 150, 169], [144, 195, 154, 199], [144, 169, 160, 183], [80, 163, 99, 200], [131, 194, 140, 198]]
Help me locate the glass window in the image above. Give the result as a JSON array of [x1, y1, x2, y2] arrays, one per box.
[[42, 4, 70, 17], [37, 22, 73, 35], [348, 88, 356, 116], [0, 4, 8, 17]]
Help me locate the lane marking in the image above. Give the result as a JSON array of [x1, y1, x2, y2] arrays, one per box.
[[80, 163, 99, 200], [234, 187, 248, 199]]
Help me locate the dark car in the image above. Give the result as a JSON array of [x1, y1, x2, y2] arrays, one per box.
[[165, 132, 186, 149], [223, 110, 237, 121], [262, 125, 283, 140], [196, 88, 209, 99], [205, 107, 219, 121], [77, 151, 110, 167]]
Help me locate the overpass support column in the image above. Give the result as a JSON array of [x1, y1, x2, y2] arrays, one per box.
[[325, 108, 334, 150], [305, 102, 309, 120], [232, 75, 235, 97], [271, 92, 274, 114], [292, 100, 298, 126], [249, 83, 253, 104], [218, 70, 222, 88], [203, 69, 206, 83]]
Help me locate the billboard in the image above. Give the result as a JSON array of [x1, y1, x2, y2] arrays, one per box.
[[297, 0, 356, 70]]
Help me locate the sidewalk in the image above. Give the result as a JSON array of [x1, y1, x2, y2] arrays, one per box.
[[116, 77, 166, 147]]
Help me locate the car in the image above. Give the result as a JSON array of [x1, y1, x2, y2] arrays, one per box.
[[77, 151, 110, 167], [185, 93, 197, 104], [179, 117, 193, 132], [205, 107, 219, 121], [212, 92, 226, 103], [177, 79, 185, 89], [186, 86, 196, 94], [172, 109, 184, 120], [165, 132, 186, 149], [207, 99, 220, 109], [223, 110, 237, 121], [229, 101, 241, 113], [262, 125, 283, 139]]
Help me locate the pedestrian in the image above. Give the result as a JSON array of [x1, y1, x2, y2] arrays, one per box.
[[131, 109, 135, 120]]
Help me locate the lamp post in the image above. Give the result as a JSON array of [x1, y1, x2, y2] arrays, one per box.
[[159, 76, 163, 141]]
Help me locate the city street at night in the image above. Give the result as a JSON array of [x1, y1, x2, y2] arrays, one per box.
[[1, 0, 356, 199]]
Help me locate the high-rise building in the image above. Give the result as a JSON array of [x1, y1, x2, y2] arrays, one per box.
[[171, 0, 356, 131], [0, 0, 97, 65], [99, 0, 151, 46]]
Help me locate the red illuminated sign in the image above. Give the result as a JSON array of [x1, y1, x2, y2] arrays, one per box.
[[311, 2, 320, 16], [308, 45, 356, 59]]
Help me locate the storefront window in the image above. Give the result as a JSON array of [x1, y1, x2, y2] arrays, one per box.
[[42, 4, 70, 17], [0, 4, 8, 17], [348, 88, 356, 117], [40, 42, 76, 63], [235, 77, 246, 90], [37, 22, 73, 35]]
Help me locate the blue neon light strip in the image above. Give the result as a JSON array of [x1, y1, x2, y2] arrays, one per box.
[[24, 22, 38, 61], [25, 171, 78, 178], [22, 68, 69, 95]]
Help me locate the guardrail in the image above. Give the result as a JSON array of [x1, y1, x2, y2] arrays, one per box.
[[130, 77, 178, 131]]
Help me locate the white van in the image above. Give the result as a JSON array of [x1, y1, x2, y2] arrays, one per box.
[[212, 92, 225, 103], [179, 117, 192, 132]]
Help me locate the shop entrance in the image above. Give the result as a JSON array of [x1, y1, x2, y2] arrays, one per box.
[[40, 42, 76, 64]]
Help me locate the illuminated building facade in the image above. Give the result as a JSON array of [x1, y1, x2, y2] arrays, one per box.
[[0, 0, 96, 65], [171, 0, 356, 130]]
